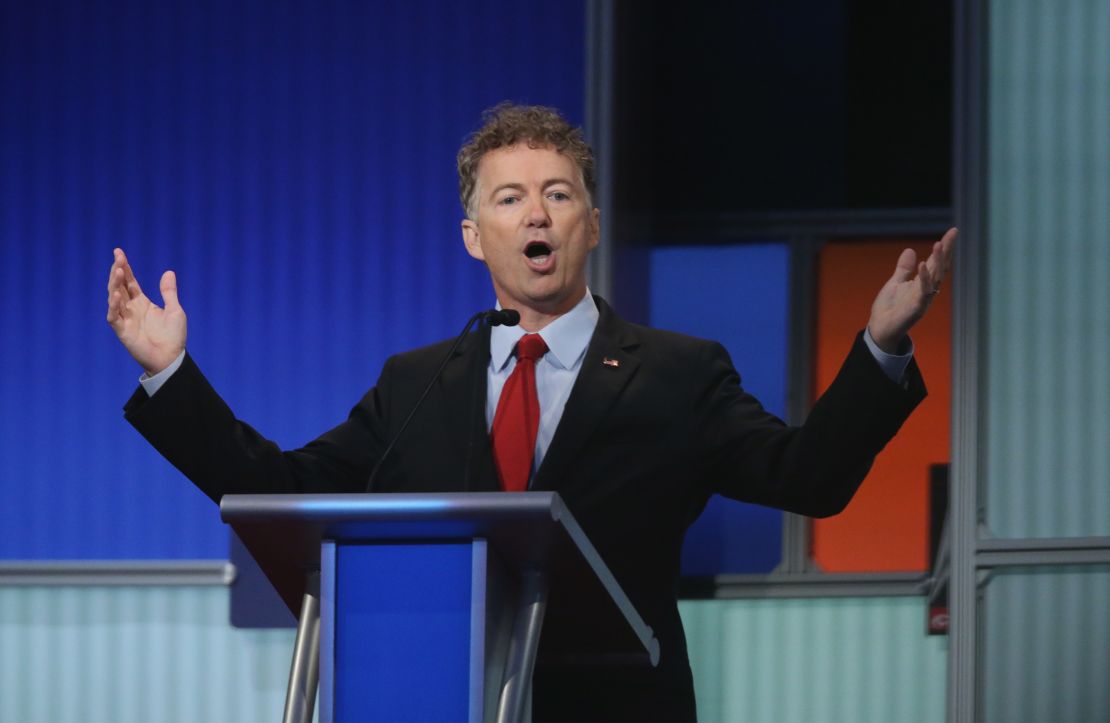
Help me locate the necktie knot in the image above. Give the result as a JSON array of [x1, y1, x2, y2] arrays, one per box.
[[516, 333, 548, 363]]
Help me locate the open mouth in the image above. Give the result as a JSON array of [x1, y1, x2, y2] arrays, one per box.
[[524, 241, 553, 267]]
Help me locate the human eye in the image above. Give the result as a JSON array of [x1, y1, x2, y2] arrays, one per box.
[[497, 195, 519, 206], [547, 189, 571, 202]]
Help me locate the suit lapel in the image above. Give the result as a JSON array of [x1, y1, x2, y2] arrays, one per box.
[[437, 323, 500, 492], [532, 299, 641, 491]]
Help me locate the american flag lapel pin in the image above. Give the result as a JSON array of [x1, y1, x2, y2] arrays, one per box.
[[602, 357, 620, 368]]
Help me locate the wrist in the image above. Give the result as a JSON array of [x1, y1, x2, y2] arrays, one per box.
[[142, 348, 185, 377], [867, 324, 904, 355]]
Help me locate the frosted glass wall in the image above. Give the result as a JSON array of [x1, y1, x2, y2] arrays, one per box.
[[681, 597, 946, 723], [0, 586, 946, 723], [981, 566, 1110, 722], [0, 586, 293, 723], [985, 0, 1110, 538]]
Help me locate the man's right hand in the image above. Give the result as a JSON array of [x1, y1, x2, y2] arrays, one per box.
[[106, 248, 187, 376]]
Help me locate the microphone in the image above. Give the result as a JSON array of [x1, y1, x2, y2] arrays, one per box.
[[486, 308, 520, 327], [365, 308, 520, 491]]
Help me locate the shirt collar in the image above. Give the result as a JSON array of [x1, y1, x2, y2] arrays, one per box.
[[489, 291, 599, 372]]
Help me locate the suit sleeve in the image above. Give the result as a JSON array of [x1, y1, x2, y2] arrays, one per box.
[[123, 352, 392, 503], [695, 331, 926, 517]]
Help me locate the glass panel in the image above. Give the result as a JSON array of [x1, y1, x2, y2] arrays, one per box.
[[0, 586, 293, 721], [981, 565, 1110, 722], [681, 596, 947, 722], [985, 0, 1110, 537]]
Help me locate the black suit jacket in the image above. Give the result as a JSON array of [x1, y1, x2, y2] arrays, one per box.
[[125, 297, 925, 722]]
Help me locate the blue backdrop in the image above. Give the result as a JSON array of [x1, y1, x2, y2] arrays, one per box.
[[650, 244, 790, 574], [1, 1, 789, 577], [0, 0, 586, 558]]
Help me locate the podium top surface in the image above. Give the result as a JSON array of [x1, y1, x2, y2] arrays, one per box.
[[222, 492, 580, 571], [221, 491, 660, 666], [222, 490, 567, 528]]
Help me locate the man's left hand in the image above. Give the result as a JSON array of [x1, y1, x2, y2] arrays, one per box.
[[867, 227, 957, 353]]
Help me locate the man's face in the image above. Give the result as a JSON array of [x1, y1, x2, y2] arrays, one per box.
[[461, 145, 599, 324]]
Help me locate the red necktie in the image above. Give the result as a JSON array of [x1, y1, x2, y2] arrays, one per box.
[[491, 333, 548, 492]]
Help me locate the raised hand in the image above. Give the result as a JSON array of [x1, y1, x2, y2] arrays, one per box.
[[867, 227, 957, 353], [106, 248, 187, 375]]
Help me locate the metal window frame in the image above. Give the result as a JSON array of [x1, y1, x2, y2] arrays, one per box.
[[948, 1, 1110, 719], [949, 0, 988, 718], [585, 0, 615, 303], [0, 560, 235, 586]]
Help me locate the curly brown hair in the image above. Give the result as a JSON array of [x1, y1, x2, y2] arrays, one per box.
[[457, 102, 596, 219]]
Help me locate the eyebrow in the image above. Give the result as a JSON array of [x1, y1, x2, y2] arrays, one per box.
[[488, 178, 577, 198]]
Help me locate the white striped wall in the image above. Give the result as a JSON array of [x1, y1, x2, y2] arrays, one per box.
[[0, 587, 947, 723]]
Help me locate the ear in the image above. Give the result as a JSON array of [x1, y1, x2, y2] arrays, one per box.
[[588, 207, 601, 250], [461, 218, 485, 261]]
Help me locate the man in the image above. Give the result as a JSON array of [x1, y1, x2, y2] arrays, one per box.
[[107, 103, 954, 721]]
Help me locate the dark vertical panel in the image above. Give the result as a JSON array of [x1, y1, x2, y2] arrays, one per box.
[[649, 243, 789, 575], [0, 0, 586, 558]]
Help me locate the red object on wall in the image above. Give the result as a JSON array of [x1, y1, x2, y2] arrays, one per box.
[[811, 239, 952, 572]]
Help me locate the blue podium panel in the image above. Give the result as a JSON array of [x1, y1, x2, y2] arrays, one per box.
[[334, 543, 474, 722]]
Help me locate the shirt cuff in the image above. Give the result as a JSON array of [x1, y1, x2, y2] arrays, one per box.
[[863, 328, 913, 382], [139, 350, 187, 397]]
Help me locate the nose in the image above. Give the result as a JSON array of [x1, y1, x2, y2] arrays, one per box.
[[526, 193, 552, 227]]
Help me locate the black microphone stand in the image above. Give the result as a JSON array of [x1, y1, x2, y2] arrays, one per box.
[[364, 308, 520, 492]]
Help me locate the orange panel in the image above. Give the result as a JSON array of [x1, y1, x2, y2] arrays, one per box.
[[811, 239, 951, 572]]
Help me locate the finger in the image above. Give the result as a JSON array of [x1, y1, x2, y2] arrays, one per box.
[[159, 270, 181, 311], [923, 241, 943, 282], [116, 249, 144, 298], [108, 260, 121, 294], [923, 228, 958, 286], [126, 270, 143, 299], [110, 267, 132, 302], [107, 249, 124, 292], [932, 227, 957, 266], [936, 227, 957, 278], [890, 248, 919, 283], [107, 289, 123, 328], [919, 260, 937, 297]]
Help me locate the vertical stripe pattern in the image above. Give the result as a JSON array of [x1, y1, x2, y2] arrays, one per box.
[[0, 0, 586, 558], [0, 587, 949, 723], [0, 586, 295, 723], [982, 565, 1110, 722], [985, 0, 1110, 537], [680, 596, 948, 722]]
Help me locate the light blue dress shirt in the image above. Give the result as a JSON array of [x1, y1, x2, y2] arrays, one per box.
[[486, 291, 600, 478]]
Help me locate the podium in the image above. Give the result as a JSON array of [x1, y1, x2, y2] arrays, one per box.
[[221, 492, 660, 723]]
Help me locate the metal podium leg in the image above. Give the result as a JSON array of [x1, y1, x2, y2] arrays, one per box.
[[496, 570, 549, 723], [284, 572, 321, 723]]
